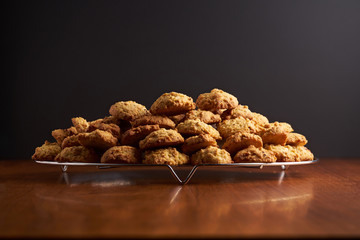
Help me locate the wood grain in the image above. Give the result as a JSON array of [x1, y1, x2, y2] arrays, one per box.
[[0, 159, 359, 238]]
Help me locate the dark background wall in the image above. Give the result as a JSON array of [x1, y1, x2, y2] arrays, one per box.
[[3, 0, 360, 159]]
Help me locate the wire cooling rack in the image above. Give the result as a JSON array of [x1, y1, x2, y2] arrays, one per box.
[[35, 159, 318, 184]]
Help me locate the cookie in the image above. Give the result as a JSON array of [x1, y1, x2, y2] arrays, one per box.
[[168, 114, 186, 125], [78, 129, 118, 150], [143, 147, 189, 166], [176, 119, 222, 140], [260, 122, 293, 146], [221, 104, 253, 120], [222, 132, 263, 155], [89, 119, 121, 138], [191, 146, 232, 165], [109, 101, 149, 121], [101, 146, 141, 164], [233, 145, 276, 163], [55, 146, 99, 163], [293, 146, 314, 161], [131, 115, 175, 129], [139, 128, 184, 150], [185, 110, 221, 124], [51, 127, 77, 145], [32, 141, 61, 161], [196, 88, 238, 112], [217, 117, 251, 139], [264, 144, 301, 162], [121, 124, 160, 146], [61, 134, 81, 148], [286, 133, 308, 146], [71, 117, 89, 133], [150, 92, 196, 115], [181, 134, 218, 154]]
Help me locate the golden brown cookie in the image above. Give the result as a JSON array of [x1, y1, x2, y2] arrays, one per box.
[[71, 117, 89, 133], [55, 146, 99, 163], [89, 119, 121, 139], [294, 146, 314, 161], [221, 104, 253, 120], [150, 92, 196, 115], [109, 101, 149, 121], [32, 141, 61, 161], [217, 117, 251, 138], [260, 122, 293, 146], [131, 115, 176, 129], [102, 115, 122, 125], [143, 147, 189, 166], [264, 144, 301, 162], [191, 146, 232, 165], [181, 134, 218, 154], [139, 128, 184, 150], [61, 135, 81, 148], [101, 146, 141, 164], [221, 105, 269, 126], [286, 133, 308, 146], [222, 132, 263, 155], [51, 127, 77, 145], [78, 129, 118, 150], [185, 110, 221, 124], [176, 119, 222, 140], [168, 114, 186, 125], [250, 112, 269, 126], [233, 145, 276, 163], [121, 125, 160, 146], [196, 88, 238, 112]]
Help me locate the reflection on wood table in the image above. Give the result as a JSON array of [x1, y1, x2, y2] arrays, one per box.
[[0, 158, 359, 238]]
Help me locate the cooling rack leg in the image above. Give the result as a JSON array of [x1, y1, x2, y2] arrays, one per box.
[[61, 165, 68, 172], [281, 165, 289, 170], [167, 165, 199, 185]]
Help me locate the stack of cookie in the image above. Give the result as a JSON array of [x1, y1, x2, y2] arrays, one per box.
[[32, 89, 314, 165]]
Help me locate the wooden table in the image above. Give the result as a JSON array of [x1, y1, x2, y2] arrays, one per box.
[[0, 159, 359, 239]]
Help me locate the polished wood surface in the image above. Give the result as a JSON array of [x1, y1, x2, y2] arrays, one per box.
[[0, 159, 359, 238]]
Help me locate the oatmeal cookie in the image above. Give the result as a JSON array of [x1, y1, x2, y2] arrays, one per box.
[[233, 145, 276, 163], [101, 146, 141, 164], [196, 88, 238, 112], [139, 128, 184, 150], [102, 115, 122, 125], [222, 132, 263, 155], [221, 104, 253, 120], [260, 122, 293, 146], [176, 119, 222, 140], [217, 117, 251, 138], [52, 127, 77, 145], [61, 135, 81, 148], [78, 129, 118, 150], [150, 92, 196, 115], [131, 115, 175, 129], [185, 110, 221, 124], [121, 124, 160, 146], [109, 101, 149, 121], [32, 141, 61, 161], [89, 119, 121, 138], [168, 114, 186, 125], [264, 144, 301, 162], [181, 134, 218, 154], [286, 133, 308, 146], [71, 117, 89, 133], [55, 146, 99, 163], [191, 146, 232, 165], [294, 146, 314, 161], [143, 147, 189, 166]]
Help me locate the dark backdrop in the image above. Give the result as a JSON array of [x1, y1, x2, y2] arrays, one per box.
[[3, 0, 360, 159]]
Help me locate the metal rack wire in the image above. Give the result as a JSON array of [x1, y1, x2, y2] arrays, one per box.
[[35, 159, 318, 184]]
